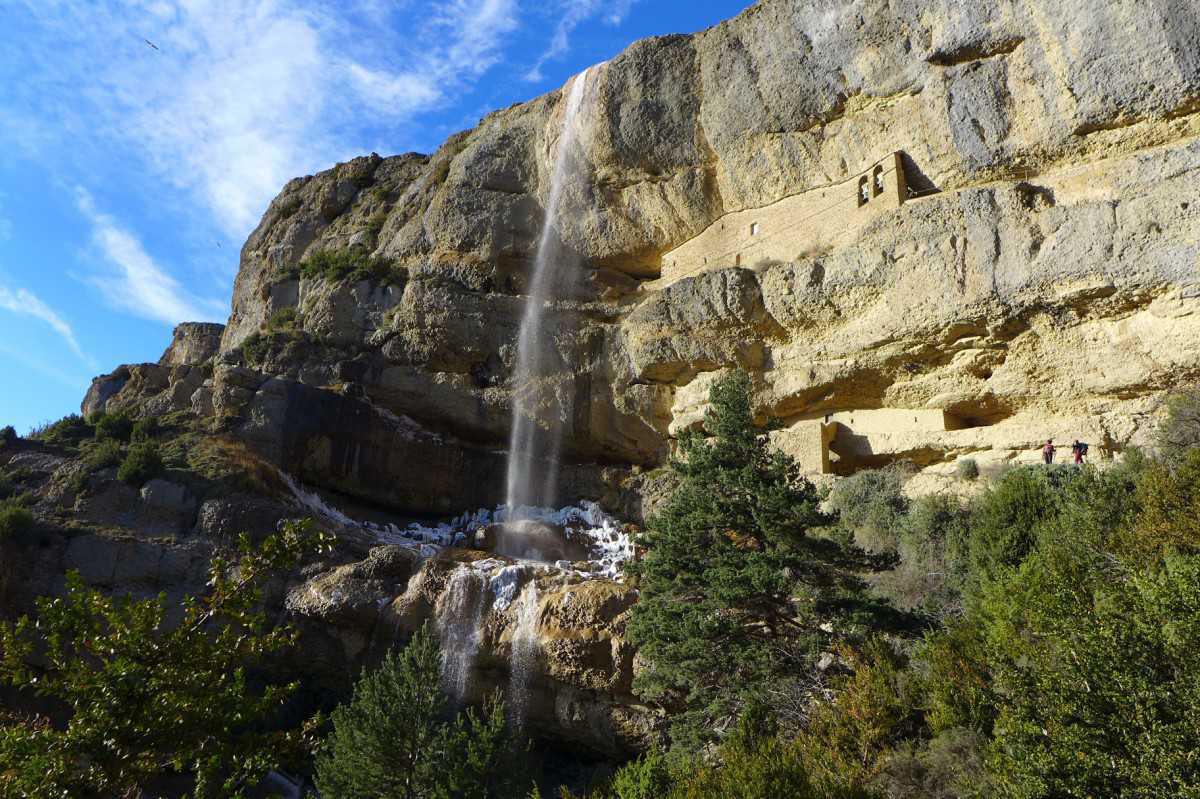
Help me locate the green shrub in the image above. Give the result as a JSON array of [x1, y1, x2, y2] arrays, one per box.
[[85, 438, 123, 470], [0, 425, 16, 446], [299, 248, 398, 285], [0, 523, 331, 797], [364, 210, 388, 238], [29, 414, 92, 446], [828, 467, 908, 554], [314, 623, 523, 798], [241, 331, 268, 366], [1157, 388, 1200, 463], [955, 458, 979, 481], [117, 441, 163, 486], [275, 195, 302, 218], [873, 494, 971, 615], [0, 502, 34, 540], [91, 410, 134, 442], [265, 306, 298, 333], [130, 416, 161, 443]]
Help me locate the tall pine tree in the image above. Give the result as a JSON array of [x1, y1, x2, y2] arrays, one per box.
[[627, 371, 831, 750]]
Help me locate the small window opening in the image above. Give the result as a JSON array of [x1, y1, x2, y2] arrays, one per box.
[[857, 176, 869, 206], [873, 164, 885, 196], [750, 222, 760, 236], [735, 253, 742, 266]]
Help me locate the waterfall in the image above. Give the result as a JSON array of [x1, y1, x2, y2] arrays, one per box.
[[507, 581, 541, 729], [506, 66, 599, 517], [435, 567, 487, 703]]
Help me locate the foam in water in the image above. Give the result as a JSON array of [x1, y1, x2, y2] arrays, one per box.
[[435, 567, 488, 702], [506, 65, 599, 516], [281, 472, 634, 578], [507, 581, 542, 729]]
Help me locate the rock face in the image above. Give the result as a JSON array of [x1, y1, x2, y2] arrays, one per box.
[[82, 323, 225, 419], [17, 0, 1200, 766], [160, 322, 225, 367], [167, 0, 1200, 513]]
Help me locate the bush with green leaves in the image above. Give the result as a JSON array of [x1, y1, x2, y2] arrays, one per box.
[[954, 458, 979, 481], [299, 249, 398, 285], [84, 438, 123, 470], [872, 493, 970, 616], [117, 441, 163, 486], [0, 502, 34, 540], [28, 414, 92, 446], [0, 472, 16, 501], [265, 306, 298, 333], [130, 415, 161, 442], [827, 466, 908, 553], [1157, 388, 1200, 464], [0, 425, 16, 446], [0, 521, 335, 798], [626, 370, 834, 751], [90, 410, 134, 442], [314, 623, 523, 799]]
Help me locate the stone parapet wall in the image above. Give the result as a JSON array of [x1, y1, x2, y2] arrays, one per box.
[[657, 152, 908, 286]]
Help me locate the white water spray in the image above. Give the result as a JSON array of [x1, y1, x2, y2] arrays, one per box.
[[507, 581, 542, 728], [506, 66, 599, 516], [435, 567, 488, 702]]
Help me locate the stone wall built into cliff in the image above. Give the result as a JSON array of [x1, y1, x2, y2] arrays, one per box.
[[658, 152, 910, 285]]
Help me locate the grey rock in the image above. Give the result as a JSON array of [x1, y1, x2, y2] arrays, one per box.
[[159, 322, 225, 367]]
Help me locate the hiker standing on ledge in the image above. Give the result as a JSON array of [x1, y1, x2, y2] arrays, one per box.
[[1042, 439, 1056, 465], [1072, 440, 1088, 465]]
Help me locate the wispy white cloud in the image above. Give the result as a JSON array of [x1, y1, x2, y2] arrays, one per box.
[[0, 285, 95, 369], [5, 0, 522, 239], [524, 0, 637, 82], [75, 189, 226, 326]]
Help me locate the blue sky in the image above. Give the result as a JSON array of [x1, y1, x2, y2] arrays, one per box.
[[0, 0, 750, 434]]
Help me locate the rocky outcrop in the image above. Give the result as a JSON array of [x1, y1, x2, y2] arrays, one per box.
[[17, 0, 1200, 767], [165, 0, 1197, 512], [160, 322, 225, 367], [82, 324, 224, 420]]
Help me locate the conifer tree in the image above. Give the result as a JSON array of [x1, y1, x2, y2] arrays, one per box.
[[627, 370, 831, 750], [314, 623, 523, 799]]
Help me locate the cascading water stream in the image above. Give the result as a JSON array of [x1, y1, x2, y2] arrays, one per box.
[[435, 567, 487, 703], [506, 66, 599, 519], [507, 581, 542, 729]]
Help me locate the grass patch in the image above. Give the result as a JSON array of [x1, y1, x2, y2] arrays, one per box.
[[186, 436, 284, 494], [299, 249, 399, 285]]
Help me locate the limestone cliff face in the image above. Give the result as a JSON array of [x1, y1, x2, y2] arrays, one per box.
[[127, 0, 1200, 510]]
